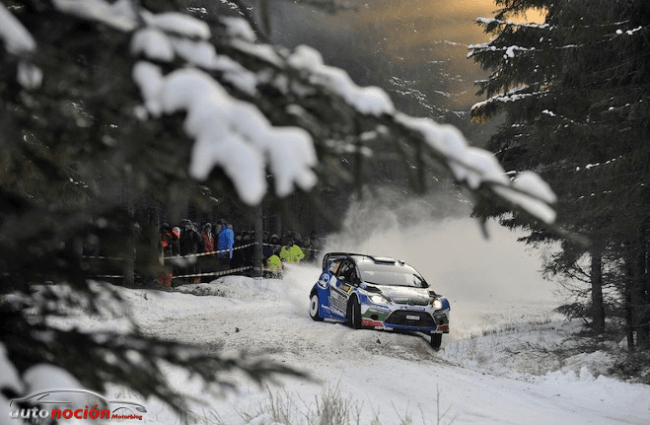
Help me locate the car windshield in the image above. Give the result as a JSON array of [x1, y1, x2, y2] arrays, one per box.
[[359, 263, 428, 288]]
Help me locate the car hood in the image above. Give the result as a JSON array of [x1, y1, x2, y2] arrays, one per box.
[[366, 284, 433, 306]]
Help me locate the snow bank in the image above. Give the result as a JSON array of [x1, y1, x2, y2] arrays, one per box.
[[128, 275, 650, 425]]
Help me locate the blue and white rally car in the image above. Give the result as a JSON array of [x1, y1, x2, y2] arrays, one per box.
[[309, 252, 451, 348]]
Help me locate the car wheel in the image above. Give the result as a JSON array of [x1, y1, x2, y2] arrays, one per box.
[[309, 293, 323, 321], [348, 297, 362, 329], [430, 333, 442, 349]]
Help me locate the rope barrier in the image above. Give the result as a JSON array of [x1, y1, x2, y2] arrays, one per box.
[[171, 266, 253, 280], [82, 238, 320, 283], [82, 241, 320, 262], [176, 242, 256, 259], [161, 241, 319, 261]]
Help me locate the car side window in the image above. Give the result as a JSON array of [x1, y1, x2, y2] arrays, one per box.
[[337, 260, 358, 284], [329, 260, 342, 275]]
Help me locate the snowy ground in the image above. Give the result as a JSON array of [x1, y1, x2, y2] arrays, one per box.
[[88, 263, 650, 425]]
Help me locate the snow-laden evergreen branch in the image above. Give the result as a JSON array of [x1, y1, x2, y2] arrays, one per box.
[[0, 2, 35, 54], [0, 0, 559, 223]]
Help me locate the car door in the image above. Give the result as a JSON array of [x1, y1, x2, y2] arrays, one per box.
[[330, 259, 357, 314]]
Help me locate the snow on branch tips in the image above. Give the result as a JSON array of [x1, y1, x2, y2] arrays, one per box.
[[133, 63, 316, 205], [0, 3, 35, 54], [288, 45, 395, 116], [396, 114, 557, 224], [129, 9, 317, 205], [0, 3, 42, 89], [53, 0, 137, 31]]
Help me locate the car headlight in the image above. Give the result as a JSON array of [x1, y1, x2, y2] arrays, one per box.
[[431, 298, 443, 311], [369, 295, 389, 305]]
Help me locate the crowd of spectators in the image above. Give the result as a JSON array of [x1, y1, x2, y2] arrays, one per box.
[[158, 219, 320, 287]]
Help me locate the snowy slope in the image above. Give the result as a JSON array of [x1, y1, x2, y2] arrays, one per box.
[[96, 264, 650, 425]]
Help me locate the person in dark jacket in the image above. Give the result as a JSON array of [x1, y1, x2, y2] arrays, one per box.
[[180, 220, 203, 283], [262, 232, 272, 261], [243, 230, 255, 274], [201, 223, 215, 280], [230, 232, 245, 271]]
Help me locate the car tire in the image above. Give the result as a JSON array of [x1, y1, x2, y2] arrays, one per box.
[[348, 297, 362, 329], [309, 293, 324, 321], [430, 333, 442, 349]]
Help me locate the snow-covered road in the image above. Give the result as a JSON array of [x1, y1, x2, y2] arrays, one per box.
[[118, 263, 650, 425]]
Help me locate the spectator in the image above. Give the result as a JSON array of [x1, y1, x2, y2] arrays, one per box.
[[170, 226, 182, 279], [230, 232, 244, 270], [265, 247, 283, 278], [289, 239, 305, 264], [281, 231, 293, 247], [171, 227, 181, 256], [201, 223, 215, 280], [202, 223, 214, 253], [180, 220, 203, 283], [157, 223, 175, 288], [243, 230, 255, 273], [279, 237, 292, 263], [262, 232, 272, 260], [213, 221, 222, 237], [217, 221, 235, 270]]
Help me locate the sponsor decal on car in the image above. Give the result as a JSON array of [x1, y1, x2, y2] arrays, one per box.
[[436, 324, 450, 332], [400, 305, 426, 312]]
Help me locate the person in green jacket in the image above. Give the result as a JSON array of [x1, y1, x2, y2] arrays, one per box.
[[279, 244, 291, 263], [266, 248, 283, 278], [288, 241, 305, 264]]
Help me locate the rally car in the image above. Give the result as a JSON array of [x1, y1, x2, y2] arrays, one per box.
[[308, 252, 451, 348]]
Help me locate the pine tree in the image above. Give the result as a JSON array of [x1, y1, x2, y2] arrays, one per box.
[[471, 0, 650, 343]]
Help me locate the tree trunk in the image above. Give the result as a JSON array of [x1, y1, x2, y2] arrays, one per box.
[[625, 282, 635, 348], [624, 233, 650, 347], [633, 235, 649, 345], [590, 249, 605, 334], [122, 173, 135, 287], [258, 0, 271, 37]]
